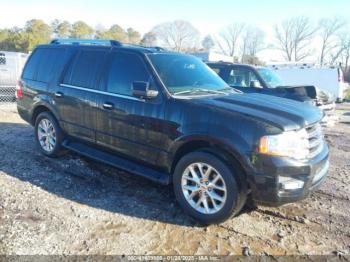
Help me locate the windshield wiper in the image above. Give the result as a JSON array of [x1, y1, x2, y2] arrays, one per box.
[[173, 88, 227, 96]]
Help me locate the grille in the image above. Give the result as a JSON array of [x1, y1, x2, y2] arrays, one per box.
[[306, 123, 324, 159]]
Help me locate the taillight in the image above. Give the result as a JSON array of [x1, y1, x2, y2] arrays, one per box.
[[15, 81, 23, 99]]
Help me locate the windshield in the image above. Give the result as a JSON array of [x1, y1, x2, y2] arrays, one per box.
[[147, 54, 232, 96], [257, 68, 285, 88]]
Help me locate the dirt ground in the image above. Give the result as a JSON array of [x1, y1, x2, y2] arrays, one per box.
[[0, 102, 349, 256]]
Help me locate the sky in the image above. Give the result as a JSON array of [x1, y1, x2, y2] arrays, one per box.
[[1, 0, 350, 61]]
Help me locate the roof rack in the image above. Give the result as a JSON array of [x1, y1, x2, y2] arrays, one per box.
[[50, 38, 122, 47]]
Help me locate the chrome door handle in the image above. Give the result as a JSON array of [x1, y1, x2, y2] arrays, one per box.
[[103, 103, 114, 110], [55, 92, 63, 98]]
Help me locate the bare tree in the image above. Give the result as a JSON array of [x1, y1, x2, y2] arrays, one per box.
[[274, 17, 317, 61], [339, 33, 350, 74], [216, 23, 245, 59], [318, 17, 347, 65], [240, 26, 265, 62], [151, 20, 200, 51]]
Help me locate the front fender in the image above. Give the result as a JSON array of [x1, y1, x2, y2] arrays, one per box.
[[167, 130, 254, 176]]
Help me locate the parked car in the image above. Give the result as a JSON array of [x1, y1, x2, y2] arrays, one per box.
[[0, 51, 28, 102], [207, 62, 337, 126], [17, 39, 329, 224], [267, 62, 346, 103]]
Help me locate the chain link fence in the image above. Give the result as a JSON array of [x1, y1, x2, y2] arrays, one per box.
[[0, 53, 20, 103]]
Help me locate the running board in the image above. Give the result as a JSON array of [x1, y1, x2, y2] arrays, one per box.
[[62, 140, 170, 185]]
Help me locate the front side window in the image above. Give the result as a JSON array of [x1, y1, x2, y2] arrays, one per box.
[[106, 52, 150, 96], [63, 50, 106, 89], [148, 54, 231, 96]]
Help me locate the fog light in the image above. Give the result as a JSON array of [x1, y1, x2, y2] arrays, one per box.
[[278, 176, 304, 190]]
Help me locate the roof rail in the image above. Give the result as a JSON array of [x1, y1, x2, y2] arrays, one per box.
[[50, 38, 122, 47]]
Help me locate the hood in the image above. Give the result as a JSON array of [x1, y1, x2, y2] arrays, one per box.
[[199, 93, 323, 131], [275, 85, 317, 99]]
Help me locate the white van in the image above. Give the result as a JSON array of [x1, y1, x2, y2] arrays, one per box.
[[267, 63, 346, 102], [0, 51, 29, 102]]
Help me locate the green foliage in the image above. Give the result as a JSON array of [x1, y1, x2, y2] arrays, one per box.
[[127, 28, 141, 44], [95, 24, 128, 42], [24, 19, 52, 51], [0, 19, 142, 53], [52, 20, 71, 38], [70, 21, 94, 38], [140, 32, 157, 47]]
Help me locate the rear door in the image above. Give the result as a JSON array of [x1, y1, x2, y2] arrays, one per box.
[[95, 50, 166, 166], [55, 48, 108, 143]]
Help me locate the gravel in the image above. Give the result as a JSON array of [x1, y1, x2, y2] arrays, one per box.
[[0, 102, 349, 256]]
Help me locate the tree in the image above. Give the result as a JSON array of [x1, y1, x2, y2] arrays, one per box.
[[56, 21, 71, 38], [127, 28, 141, 44], [0, 28, 27, 51], [95, 24, 127, 42], [216, 23, 245, 58], [339, 32, 350, 78], [70, 21, 94, 38], [202, 35, 215, 50], [240, 26, 265, 62], [274, 16, 317, 61], [318, 17, 347, 65], [140, 32, 157, 47], [24, 19, 52, 51], [151, 20, 200, 51], [51, 19, 71, 38]]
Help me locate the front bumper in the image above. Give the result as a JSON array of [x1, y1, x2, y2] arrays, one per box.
[[249, 143, 329, 206]]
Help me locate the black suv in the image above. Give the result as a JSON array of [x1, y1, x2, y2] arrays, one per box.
[[17, 39, 329, 224]]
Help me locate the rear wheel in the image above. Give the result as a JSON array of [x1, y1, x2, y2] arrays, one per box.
[[34, 112, 64, 157], [173, 151, 245, 224]]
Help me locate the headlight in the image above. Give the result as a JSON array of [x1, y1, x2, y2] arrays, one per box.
[[259, 129, 309, 160]]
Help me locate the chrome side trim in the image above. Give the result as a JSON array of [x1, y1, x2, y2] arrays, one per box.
[[59, 83, 143, 102]]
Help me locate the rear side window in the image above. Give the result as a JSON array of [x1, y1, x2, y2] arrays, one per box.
[[22, 48, 65, 82], [106, 52, 150, 96], [62, 50, 106, 89], [0, 53, 6, 65]]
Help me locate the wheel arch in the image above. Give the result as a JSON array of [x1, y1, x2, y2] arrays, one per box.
[[169, 135, 253, 182], [31, 99, 60, 126]]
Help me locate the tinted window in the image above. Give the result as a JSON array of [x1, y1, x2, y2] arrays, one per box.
[[37, 49, 65, 83], [23, 49, 41, 80], [22, 48, 65, 82], [63, 50, 106, 89], [106, 52, 150, 96]]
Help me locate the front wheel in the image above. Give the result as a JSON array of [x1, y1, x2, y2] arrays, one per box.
[[173, 151, 245, 224]]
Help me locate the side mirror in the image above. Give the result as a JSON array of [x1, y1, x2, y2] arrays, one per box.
[[250, 80, 262, 88], [132, 81, 158, 99]]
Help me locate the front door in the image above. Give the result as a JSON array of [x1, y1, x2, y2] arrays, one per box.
[[95, 50, 166, 166]]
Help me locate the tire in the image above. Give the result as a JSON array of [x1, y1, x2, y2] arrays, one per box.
[[173, 151, 246, 224], [34, 112, 64, 157]]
